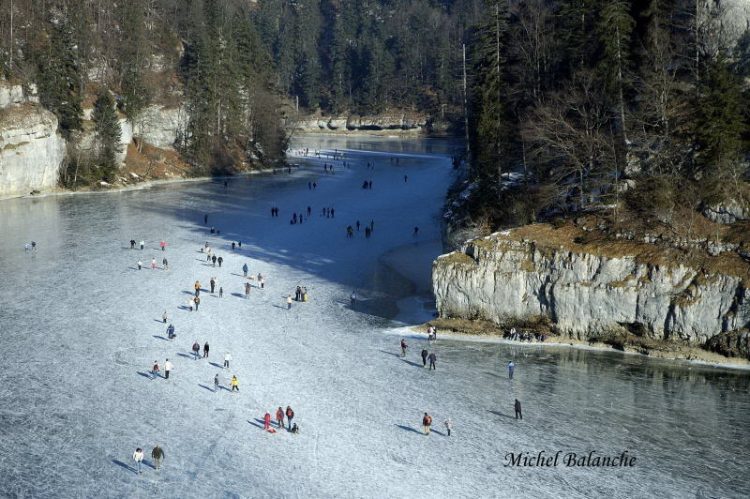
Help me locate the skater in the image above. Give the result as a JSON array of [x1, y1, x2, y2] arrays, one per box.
[[230, 375, 239, 392], [258, 274, 265, 289], [224, 352, 231, 369], [422, 413, 433, 435], [231, 242, 236, 250], [219, 287, 223, 298], [413, 226, 419, 237], [151, 445, 164, 469], [137, 260, 143, 270], [507, 361, 515, 380], [404, 174, 408, 182], [214, 373, 220, 391], [166, 324, 175, 340], [130, 239, 136, 249], [242, 263, 248, 277], [444, 418, 453, 437], [162, 257, 168, 270], [160, 241, 166, 252], [218, 256, 223, 268], [193, 295, 200, 311], [132, 448, 144, 474], [188, 297, 194, 312], [264, 412, 272, 431], [276, 407, 285, 429], [428, 352, 437, 370], [139, 240, 145, 250], [400, 339, 408, 357], [287, 295, 292, 310], [245, 282, 251, 298], [164, 359, 173, 379], [210, 278, 216, 294], [151, 360, 160, 379], [515, 399, 522, 420], [194, 281, 201, 296], [192, 341, 200, 360], [212, 255, 217, 267], [285, 406, 294, 430], [203, 342, 209, 358], [350, 291, 357, 308], [151, 258, 156, 270], [421, 348, 428, 367]]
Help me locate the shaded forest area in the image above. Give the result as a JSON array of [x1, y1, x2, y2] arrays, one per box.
[[465, 0, 750, 240]]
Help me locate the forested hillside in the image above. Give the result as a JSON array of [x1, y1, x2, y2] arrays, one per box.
[[463, 0, 750, 235]]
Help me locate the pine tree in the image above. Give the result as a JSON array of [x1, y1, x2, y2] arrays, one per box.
[[92, 88, 122, 181], [36, 20, 82, 134]]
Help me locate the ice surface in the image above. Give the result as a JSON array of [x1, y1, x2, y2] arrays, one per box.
[[0, 135, 748, 498]]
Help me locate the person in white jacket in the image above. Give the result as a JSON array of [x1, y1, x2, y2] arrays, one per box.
[[223, 353, 231, 369], [132, 448, 144, 474], [164, 359, 173, 379]]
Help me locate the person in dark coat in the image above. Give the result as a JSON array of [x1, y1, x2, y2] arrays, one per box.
[[515, 399, 522, 420], [285, 406, 295, 430], [217, 256, 223, 267], [428, 352, 437, 370], [151, 445, 165, 469], [203, 342, 210, 358], [421, 349, 428, 367], [212, 255, 217, 266], [192, 341, 200, 360], [166, 324, 176, 340]]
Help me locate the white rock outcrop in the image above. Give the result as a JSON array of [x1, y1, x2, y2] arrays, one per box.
[[293, 111, 428, 133], [0, 104, 65, 197], [433, 231, 750, 345], [133, 105, 188, 149]]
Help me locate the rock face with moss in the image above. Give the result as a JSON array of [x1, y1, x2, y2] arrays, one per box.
[[432, 225, 750, 346]]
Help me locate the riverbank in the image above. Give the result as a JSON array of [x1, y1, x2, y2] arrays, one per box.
[[416, 317, 750, 370]]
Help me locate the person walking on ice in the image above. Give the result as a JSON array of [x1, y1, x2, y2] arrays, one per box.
[[223, 352, 231, 369], [139, 240, 145, 250], [214, 373, 220, 391], [400, 339, 408, 357], [421, 348, 428, 367], [350, 291, 357, 308], [245, 282, 251, 298], [264, 412, 272, 431], [444, 418, 453, 437], [192, 341, 200, 360], [428, 352, 437, 370], [422, 413, 432, 435], [508, 361, 515, 380], [193, 295, 200, 311], [203, 342, 210, 358], [242, 263, 248, 277], [151, 445, 164, 470], [230, 375, 239, 392], [132, 448, 144, 474], [151, 258, 156, 270], [287, 295, 293, 310], [276, 407, 285, 429], [137, 260, 143, 270], [285, 406, 295, 430], [166, 323, 176, 340], [515, 399, 522, 419], [151, 361, 160, 379], [164, 359, 173, 379]]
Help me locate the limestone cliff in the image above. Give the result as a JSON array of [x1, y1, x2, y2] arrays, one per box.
[[0, 101, 65, 198], [293, 110, 428, 133], [432, 224, 750, 346]]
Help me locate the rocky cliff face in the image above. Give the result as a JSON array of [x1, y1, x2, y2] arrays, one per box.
[[0, 84, 65, 197], [133, 105, 188, 149], [433, 227, 750, 346], [293, 111, 428, 133]]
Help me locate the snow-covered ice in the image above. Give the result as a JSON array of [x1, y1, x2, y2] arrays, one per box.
[[0, 135, 748, 498]]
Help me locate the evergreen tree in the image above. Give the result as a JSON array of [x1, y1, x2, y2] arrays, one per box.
[[92, 88, 122, 180], [36, 20, 82, 134]]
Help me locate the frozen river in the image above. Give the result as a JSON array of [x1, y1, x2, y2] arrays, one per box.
[[0, 135, 748, 498]]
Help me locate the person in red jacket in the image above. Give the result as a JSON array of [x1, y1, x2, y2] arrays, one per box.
[[263, 412, 272, 431], [422, 412, 433, 435], [285, 406, 295, 430], [275, 407, 285, 429]]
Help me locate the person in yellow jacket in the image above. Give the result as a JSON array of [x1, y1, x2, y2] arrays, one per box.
[[230, 375, 239, 392]]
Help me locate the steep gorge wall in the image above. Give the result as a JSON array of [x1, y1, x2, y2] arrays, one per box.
[[0, 83, 66, 198], [433, 229, 750, 345], [293, 111, 428, 133]]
